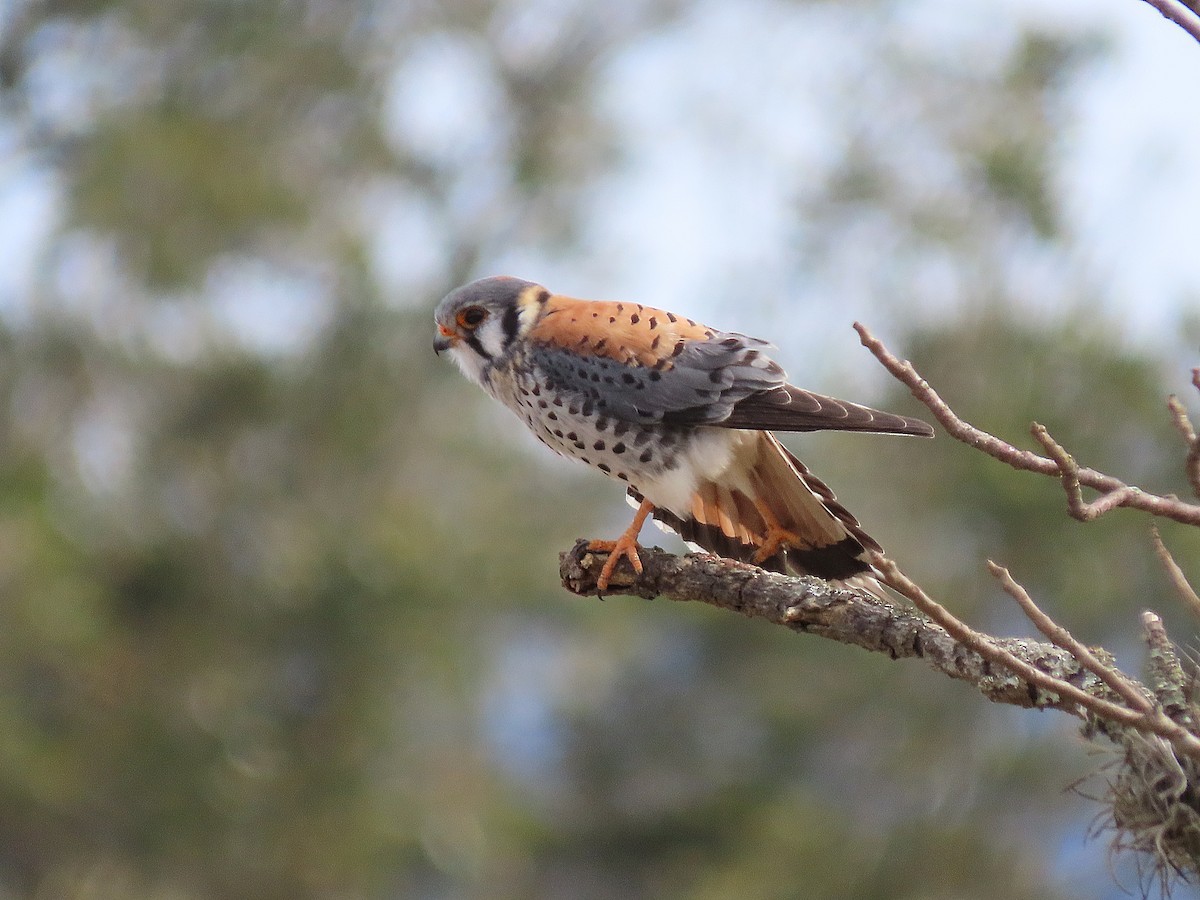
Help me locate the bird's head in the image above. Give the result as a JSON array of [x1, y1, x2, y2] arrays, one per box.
[[433, 275, 546, 385]]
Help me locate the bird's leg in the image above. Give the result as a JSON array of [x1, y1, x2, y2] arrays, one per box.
[[588, 498, 655, 591], [750, 500, 804, 565]]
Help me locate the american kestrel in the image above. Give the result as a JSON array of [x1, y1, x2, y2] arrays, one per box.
[[434, 276, 933, 593]]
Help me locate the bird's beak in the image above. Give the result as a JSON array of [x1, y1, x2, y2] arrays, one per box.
[[433, 324, 457, 355]]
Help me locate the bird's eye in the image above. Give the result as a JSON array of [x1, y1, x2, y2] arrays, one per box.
[[457, 307, 487, 328]]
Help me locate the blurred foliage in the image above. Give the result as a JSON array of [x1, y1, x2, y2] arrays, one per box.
[[0, 0, 1195, 898]]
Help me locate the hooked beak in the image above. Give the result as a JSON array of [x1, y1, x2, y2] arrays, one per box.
[[433, 324, 458, 356]]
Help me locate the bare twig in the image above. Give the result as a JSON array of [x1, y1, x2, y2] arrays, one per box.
[[986, 560, 1153, 713], [877, 555, 1200, 761], [1168, 376, 1200, 498], [1136, 0, 1200, 44], [1150, 524, 1200, 618], [853, 323, 1200, 527]]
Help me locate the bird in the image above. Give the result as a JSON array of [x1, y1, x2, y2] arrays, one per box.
[[433, 275, 934, 594]]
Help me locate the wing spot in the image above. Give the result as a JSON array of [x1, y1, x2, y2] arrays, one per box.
[[621, 372, 637, 385], [603, 375, 615, 385], [617, 472, 629, 481], [666, 312, 678, 323], [612, 442, 626, 454], [582, 400, 594, 416], [672, 340, 686, 357], [566, 431, 578, 441], [593, 440, 606, 451], [651, 335, 661, 350], [630, 314, 640, 325], [547, 411, 557, 420], [648, 316, 658, 329], [598, 463, 612, 473], [531, 384, 541, 396], [595, 416, 609, 431], [574, 442, 586, 451], [616, 303, 624, 313], [538, 399, 548, 409], [553, 397, 563, 407], [649, 370, 662, 381], [553, 429, 564, 438], [609, 316, 616, 324], [595, 338, 607, 351], [639, 448, 654, 463], [613, 421, 630, 436], [634, 430, 652, 447]]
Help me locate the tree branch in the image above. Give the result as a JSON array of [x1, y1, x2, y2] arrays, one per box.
[[853, 322, 1200, 527], [562, 541, 1110, 714]]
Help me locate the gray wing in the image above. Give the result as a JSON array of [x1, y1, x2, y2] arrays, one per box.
[[530, 332, 786, 424], [531, 333, 934, 436]]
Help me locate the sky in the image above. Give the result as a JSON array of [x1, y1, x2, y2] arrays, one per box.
[[2, 0, 1199, 361]]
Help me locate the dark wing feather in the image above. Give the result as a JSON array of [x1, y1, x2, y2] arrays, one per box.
[[717, 384, 935, 436]]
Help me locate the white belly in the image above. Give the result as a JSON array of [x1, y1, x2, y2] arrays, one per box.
[[634, 428, 754, 515]]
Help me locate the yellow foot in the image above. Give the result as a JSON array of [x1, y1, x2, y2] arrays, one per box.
[[750, 500, 804, 565], [751, 524, 804, 564], [589, 498, 655, 591], [588, 535, 644, 591]]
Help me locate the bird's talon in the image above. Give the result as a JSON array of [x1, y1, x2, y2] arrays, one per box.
[[751, 523, 804, 565], [589, 537, 645, 591]]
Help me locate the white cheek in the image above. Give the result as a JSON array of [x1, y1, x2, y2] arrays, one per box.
[[448, 345, 488, 386]]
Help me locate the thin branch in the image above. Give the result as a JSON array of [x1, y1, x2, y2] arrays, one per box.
[[876, 555, 1200, 761], [853, 322, 1200, 527], [986, 560, 1153, 713], [1150, 524, 1200, 618], [1168, 377, 1200, 498], [1137, 0, 1200, 44]]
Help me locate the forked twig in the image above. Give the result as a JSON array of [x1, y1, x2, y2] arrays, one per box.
[[853, 323, 1200, 527]]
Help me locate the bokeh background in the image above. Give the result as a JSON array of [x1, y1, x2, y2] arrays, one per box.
[[2, 0, 1200, 897]]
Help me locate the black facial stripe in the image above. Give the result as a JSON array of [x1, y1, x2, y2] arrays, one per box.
[[466, 334, 492, 361], [501, 301, 520, 345]]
